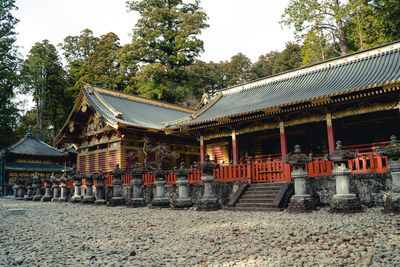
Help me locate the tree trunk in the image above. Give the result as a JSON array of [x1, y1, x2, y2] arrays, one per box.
[[332, 0, 349, 55]]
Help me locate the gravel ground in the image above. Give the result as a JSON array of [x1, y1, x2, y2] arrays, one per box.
[[0, 198, 399, 267]]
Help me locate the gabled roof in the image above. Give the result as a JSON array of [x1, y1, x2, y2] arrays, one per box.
[[7, 130, 65, 157], [55, 85, 195, 143], [5, 162, 67, 172], [166, 41, 400, 129], [84, 85, 194, 129]]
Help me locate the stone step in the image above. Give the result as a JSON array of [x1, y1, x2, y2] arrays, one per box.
[[240, 194, 275, 200], [249, 183, 284, 188], [244, 188, 282, 194], [225, 207, 281, 212], [237, 199, 274, 204], [235, 202, 276, 208]]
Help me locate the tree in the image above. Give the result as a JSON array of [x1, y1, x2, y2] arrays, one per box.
[[273, 42, 303, 73], [281, 0, 349, 56], [0, 0, 21, 149], [252, 51, 278, 78], [372, 0, 400, 42], [126, 0, 209, 103], [345, 0, 388, 51], [225, 53, 257, 86], [21, 40, 70, 143], [60, 29, 100, 96]]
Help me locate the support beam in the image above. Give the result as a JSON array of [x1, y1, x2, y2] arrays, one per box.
[[232, 131, 239, 165], [200, 136, 205, 163], [326, 113, 335, 152], [279, 121, 288, 160]]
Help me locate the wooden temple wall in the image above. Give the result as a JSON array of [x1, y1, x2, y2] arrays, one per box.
[[206, 141, 229, 165]]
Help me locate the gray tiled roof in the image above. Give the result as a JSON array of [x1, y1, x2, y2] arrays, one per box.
[[5, 162, 66, 172], [84, 86, 192, 129], [170, 42, 400, 127], [9, 131, 66, 157]]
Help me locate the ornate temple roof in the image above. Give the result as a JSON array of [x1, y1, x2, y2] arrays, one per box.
[[166, 41, 400, 129], [5, 130, 66, 157], [83, 85, 194, 129], [5, 162, 66, 172]]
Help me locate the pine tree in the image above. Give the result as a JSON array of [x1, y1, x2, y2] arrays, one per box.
[[126, 0, 209, 103], [0, 0, 21, 149]]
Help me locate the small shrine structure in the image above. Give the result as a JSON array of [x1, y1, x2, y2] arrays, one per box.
[[0, 129, 68, 190]]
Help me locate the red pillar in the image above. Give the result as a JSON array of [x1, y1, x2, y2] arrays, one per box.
[[326, 113, 335, 152], [232, 131, 239, 165], [279, 121, 287, 159], [200, 136, 205, 163]]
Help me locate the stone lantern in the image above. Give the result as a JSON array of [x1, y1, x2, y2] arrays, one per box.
[[151, 165, 170, 207], [50, 173, 60, 202], [24, 177, 33, 201], [58, 171, 68, 202], [196, 154, 220, 210], [41, 175, 52, 202], [15, 177, 25, 200], [70, 168, 83, 203], [377, 135, 400, 212], [285, 145, 316, 212], [82, 171, 95, 204], [325, 140, 362, 213], [108, 164, 125, 206], [129, 163, 147, 207], [94, 170, 107, 205], [32, 173, 43, 201], [173, 161, 193, 208]]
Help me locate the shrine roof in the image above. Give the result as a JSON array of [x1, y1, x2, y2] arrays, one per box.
[[166, 41, 400, 129], [5, 130, 66, 157], [83, 85, 194, 130], [5, 162, 66, 172]]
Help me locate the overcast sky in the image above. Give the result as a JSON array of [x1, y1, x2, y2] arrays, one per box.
[[14, 0, 294, 63]]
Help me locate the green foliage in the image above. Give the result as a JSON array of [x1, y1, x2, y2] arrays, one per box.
[[345, 0, 388, 51], [21, 40, 72, 143], [273, 42, 302, 73], [225, 53, 257, 87], [0, 0, 21, 149], [126, 0, 209, 103], [252, 51, 278, 78]]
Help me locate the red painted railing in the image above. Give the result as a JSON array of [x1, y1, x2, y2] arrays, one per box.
[[66, 151, 389, 188]]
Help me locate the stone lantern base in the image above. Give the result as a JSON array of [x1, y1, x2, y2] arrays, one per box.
[[127, 198, 145, 207], [51, 197, 59, 202], [94, 199, 107, 205], [32, 194, 42, 201], [196, 198, 221, 211], [173, 199, 193, 209], [24, 194, 33, 201], [107, 197, 125, 206], [82, 196, 95, 204], [288, 195, 317, 213], [41, 195, 52, 202], [151, 197, 170, 208], [70, 195, 82, 203], [383, 192, 400, 213], [330, 194, 362, 213], [58, 196, 67, 202]]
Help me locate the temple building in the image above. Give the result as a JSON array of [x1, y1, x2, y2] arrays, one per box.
[[166, 41, 400, 166], [54, 86, 200, 174], [0, 129, 68, 187], [56, 41, 400, 180]]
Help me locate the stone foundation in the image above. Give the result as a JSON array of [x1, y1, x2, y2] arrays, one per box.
[[382, 192, 400, 213]]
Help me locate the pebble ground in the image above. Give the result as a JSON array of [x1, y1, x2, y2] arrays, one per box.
[[0, 198, 399, 266]]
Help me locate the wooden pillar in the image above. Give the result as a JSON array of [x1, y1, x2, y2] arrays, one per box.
[[326, 113, 335, 152], [232, 131, 239, 165], [279, 121, 288, 160], [200, 136, 205, 163]]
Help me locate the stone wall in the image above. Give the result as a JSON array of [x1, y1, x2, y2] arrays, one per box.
[[103, 181, 247, 207], [308, 173, 392, 207]]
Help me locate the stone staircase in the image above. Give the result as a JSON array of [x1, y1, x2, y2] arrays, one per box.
[[226, 182, 293, 211]]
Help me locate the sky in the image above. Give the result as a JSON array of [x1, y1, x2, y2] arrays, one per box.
[[13, 0, 294, 111], [14, 0, 294, 63]]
